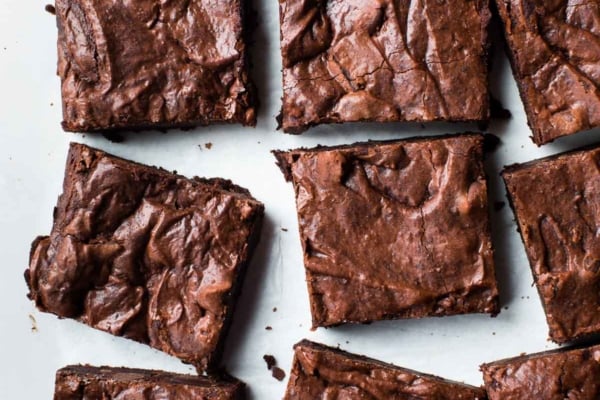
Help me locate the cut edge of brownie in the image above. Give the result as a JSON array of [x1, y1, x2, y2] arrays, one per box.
[[55, 365, 246, 399], [273, 132, 500, 328], [26, 142, 265, 372], [501, 143, 600, 344], [292, 340, 487, 394]]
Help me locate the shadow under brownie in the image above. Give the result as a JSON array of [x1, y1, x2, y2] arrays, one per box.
[[26, 143, 264, 372], [274, 133, 499, 328]]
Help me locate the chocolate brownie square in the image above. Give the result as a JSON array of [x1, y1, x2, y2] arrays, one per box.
[[274, 133, 499, 327], [495, 0, 600, 145], [284, 340, 487, 399], [481, 344, 600, 399], [278, 0, 492, 133], [26, 143, 264, 371], [55, 0, 256, 132], [54, 365, 245, 399], [503, 145, 600, 342]]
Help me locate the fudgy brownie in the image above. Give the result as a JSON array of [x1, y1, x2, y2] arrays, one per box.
[[54, 365, 245, 399], [284, 340, 487, 399], [502, 145, 600, 343], [55, 0, 256, 132], [274, 133, 499, 328], [277, 0, 492, 133], [26, 143, 264, 372], [495, 0, 600, 145], [481, 344, 600, 399]]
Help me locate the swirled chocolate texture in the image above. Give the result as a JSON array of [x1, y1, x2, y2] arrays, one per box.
[[503, 146, 600, 343], [277, 0, 491, 133], [54, 365, 245, 399], [284, 340, 487, 399], [495, 0, 600, 145], [25, 143, 264, 372], [274, 134, 499, 328], [481, 344, 600, 399], [55, 0, 256, 132]]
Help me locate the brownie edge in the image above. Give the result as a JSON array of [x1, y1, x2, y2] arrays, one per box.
[[284, 340, 487, 399], [54, 365, 245, 399]]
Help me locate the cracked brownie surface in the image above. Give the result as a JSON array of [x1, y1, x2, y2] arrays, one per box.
[[284, 340, 487, 400], [503, 145, 600, 343], [54, 365, 245, 399], [495, 0, 600, 145], [56, 0, 256, 132], [481, 345, 600, 399], [274, 133, 499, 327], [278, 0, 491, 133], [26, 143, 264, 372]]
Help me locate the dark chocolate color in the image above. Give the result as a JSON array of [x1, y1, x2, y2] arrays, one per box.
[[495, 0, 600, 145], [278, 0, 491, 133], [274, 133, 499, 328], [502, 145, 600, 343], [481, 344, 600, 399], [56, 0, 256, 132], [26, 143, 264, 371], [284, 340, 487, 399], [54, 365, 245, 399]]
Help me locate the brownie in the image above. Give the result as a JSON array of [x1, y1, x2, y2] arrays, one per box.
[[284, 340, 487, 399], [278, 0, 492, 133], [481, 344, 600, 399], [55, 0, 256, 132], [502, 145, 600, 343], [274, 133, 499, 328], [54, 365, 245, 399], [25, 143, 264, 372], [495, 0, 600, 145]]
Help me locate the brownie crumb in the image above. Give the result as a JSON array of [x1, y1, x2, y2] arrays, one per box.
[[273, 307, 277, 312], [29, 314, 38, 332], [45, 4, 56, 14], [265, 326, 272, 331], [205, 142, 213, 150], [281, 228, 288, 232], [272, 367, 286, 381], [494, 201, 506, 211], [263, 355, 276, 370], [101, 132, 125, 143]]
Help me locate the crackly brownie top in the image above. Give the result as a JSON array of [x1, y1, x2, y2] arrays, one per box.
[[495, 0, 600, 144], [26, 143, 264, 371], [502, 146, 600, 343], [55, 365, 244, 399], [275, 134, 498, 327], [56, 0, 255, 131], [284, 340, 486, 400], [481, 345, 600, 400], [278, 0, 491, 133]]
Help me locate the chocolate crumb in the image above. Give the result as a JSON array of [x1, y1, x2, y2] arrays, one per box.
[[45, 4, 56, 14], [272, 367, 286, 381], [281, 228, 288, 232], [263, 355, 276, 370], [273, 307, 277, 312], [205, 142, 213, 150], [29, 314, 38, 332], [494, 201, 506, 211], [265, 326, 272, 331]]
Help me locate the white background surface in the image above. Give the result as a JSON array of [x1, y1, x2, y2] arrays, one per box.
[[2, 0, 600, 398]]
